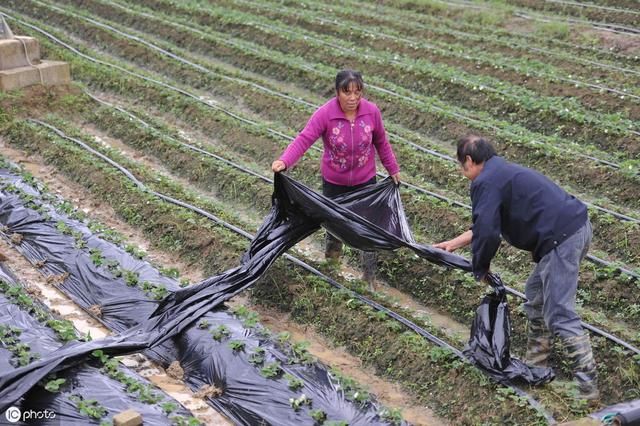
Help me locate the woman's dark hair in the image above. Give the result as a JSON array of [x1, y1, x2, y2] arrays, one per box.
[[456, 135, 496, 164], [335, 69, 364, 93]]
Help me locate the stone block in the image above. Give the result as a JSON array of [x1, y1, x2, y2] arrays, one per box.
[[113, 409, 143, 426], [0, 61, 70, 91], [0, 37, 40, 70]]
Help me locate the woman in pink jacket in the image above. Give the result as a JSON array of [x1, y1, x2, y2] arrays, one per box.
[[272, 70, 401, 288]]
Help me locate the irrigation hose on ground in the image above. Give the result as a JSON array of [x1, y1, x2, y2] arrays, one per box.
[[83, 93, 640, 358], [27, 118, 556, 423]]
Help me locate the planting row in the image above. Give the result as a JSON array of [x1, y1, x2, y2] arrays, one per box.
[[0, 12, 634, 332], [76, 90, 640, 345], [0, 114, 564, 423], [506, 0, 640, 29], [219, 0, 640, 117], [0, 257, 198, 424], [49, 0, 640, 166], [6, 3, 640, 242], [0, 156, 407, 425]]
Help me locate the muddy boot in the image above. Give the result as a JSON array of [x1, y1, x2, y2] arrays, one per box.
[[360, 251, 377, 291], [561, 334, 600, 401], [324, 233, 342, 262], [525, 318, 553, 368]]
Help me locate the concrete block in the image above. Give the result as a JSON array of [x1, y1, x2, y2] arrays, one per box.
[[0, 61, 70, 91], [0, 37, 40, 70], [113, 409, 143, 426]]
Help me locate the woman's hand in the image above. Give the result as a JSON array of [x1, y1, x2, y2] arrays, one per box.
[[391, 173, 401, 185], [272, 160, 286, 173]]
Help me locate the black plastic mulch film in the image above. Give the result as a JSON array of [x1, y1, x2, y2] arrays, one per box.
[[0, 261, 196, 426], [0, 168, 397, 425], [0, 152, 557, 422]]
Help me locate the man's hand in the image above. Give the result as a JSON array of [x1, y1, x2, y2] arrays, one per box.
[[272, 160, 286, 173], [433, 230, 473, 253], [433, 240, 458, 252], [391, 173, 401, 185]]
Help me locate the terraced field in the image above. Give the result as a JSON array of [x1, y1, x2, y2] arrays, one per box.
[[0, 0, 639, 424]]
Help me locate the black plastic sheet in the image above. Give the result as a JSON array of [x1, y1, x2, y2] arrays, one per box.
[[0, 264, 194, 425], [1, 170, 552, 422], [0, 168, 397, 425], [464, 292, 554, 386]]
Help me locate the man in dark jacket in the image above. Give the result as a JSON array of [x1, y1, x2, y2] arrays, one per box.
[[434, 135, 598, 400]]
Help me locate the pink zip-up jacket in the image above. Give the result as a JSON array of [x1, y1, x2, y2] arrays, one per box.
[[279, 97, 400, 187]]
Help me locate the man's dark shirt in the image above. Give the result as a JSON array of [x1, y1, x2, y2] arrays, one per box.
[[470, 156, 587, 280]]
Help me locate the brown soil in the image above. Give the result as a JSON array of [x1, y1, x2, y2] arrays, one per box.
[[0, 133, 451, 424], [592, 28, 640, 55], [194, 385, 223, 399], [166, 360, 185, 380], [0, 139, 230, 425], [88, 304, 102, 317], [235, 293, 448, 426]]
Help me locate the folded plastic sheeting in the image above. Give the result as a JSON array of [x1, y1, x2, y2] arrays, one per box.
[[0, 264, 194, 425], [464, 292, 554, 386], [0, 169, 398, 425], [0, 170, 552, 422]]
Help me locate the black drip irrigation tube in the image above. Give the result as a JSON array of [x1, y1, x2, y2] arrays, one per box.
[[80, 94, 640, 358], [70, 0, 639, 175], [79, 92, 640, 355], [26, 118, 557, 424], [5, 3, 640, 352], [23, 2, 640, 278], [4, 8, 639, 228], [242, 0, 640, 79], [253, 19, 640, 147]]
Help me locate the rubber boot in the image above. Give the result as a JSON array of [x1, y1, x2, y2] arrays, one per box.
[[360, 251, 377, 291], [561, 334, 600, 401], [525, 318, 553, 368], [324, 233, 342, 261]]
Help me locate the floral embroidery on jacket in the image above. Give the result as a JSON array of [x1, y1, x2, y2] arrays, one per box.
[[356, 119, 373, 168], [327, 119, 374, 171], [328, 121, 348, 171]]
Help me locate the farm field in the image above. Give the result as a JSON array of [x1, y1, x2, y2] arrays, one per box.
[[0, 0, 639, 425]]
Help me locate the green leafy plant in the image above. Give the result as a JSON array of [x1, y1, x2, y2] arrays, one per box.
[[161, 402, 178, 414], [125, 244, 146, 259], [284, 373, 303, 391], [169, 416, 202, 426], [150, 284, 168, 300], [260, 362, 281, 379], [45, 378, 66, 392], [228, 340, 245, 352], [210, 325, 230, 341], [289, 393, 312, 411], [71, 396, 108, 419], [248, 347, 266, 365], [89, 248, 104, 266], [123, 270, 139, 287], [309, 409, 327, 423], [160, 266, 180, 278]]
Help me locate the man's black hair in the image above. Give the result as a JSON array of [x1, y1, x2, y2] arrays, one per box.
[[457, 135, 497, 164]]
